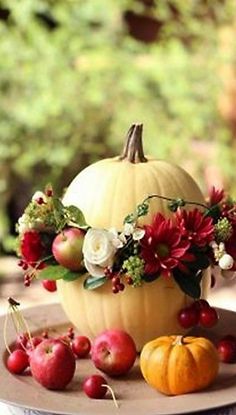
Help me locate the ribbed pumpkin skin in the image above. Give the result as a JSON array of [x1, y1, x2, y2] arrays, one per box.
[[62, 157, 205, 229], [57, 156, 210, 351], [140, 336, 219, 395]]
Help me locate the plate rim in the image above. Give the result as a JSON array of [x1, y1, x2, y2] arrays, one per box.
[[1, 303, 236, 415]]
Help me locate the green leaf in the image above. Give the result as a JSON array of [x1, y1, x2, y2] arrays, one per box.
[[65, 205, 88, 228], [83, 275, 106, 290], [52, 197, 66, 230], [136, 202, 149, 217], [36, 265, 69, 280], [205, 205, 221, 222], [188, 251, 210, 271], [173, 270, 201, 299], [123, 213, 135, 225], [62, 270, 84, 281]]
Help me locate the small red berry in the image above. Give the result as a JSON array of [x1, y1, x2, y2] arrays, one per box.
[[112, 276, 120, 285], [24, 276, 31, 287], [118, 283, 125, 291], [104, 267, 113, 278], [217, 339, 236, 363], [36, 197, 44, 205], [199, 307, 219, 328], [178, 306, 199, 329], [22, 263, 29, 271], [7, 349, 29, 374], [126, 277, 133, 285], [71, 335, 91, 358], [112, 286, 119, 294], [46, 189, 53, 197], [83, 375, 107, 399], [42, 280, 57, 292], [14, 332, 29, 351]]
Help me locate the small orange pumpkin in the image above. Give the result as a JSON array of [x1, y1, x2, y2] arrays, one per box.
[[140, 335, 219, 395]]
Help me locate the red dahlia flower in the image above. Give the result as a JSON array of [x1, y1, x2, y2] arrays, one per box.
[[141, 213, 192, 277], [175, 208, 214, 248], [20, 231, 44, 264], [208, 186, 225, 206]]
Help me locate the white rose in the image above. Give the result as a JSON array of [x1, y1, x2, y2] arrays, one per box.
[[84, 258, 112, 278], [83, 229, 116, 276]]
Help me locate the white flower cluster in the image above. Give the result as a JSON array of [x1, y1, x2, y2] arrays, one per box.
[[211, 241, 234, 274], [82, 223, 145, 278], [17, 191, 48, 235]]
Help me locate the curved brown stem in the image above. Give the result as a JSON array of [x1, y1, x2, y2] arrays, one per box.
[[119, 123, 147, 163]]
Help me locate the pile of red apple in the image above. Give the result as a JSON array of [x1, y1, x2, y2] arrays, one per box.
[[6, 327, 137, 401]]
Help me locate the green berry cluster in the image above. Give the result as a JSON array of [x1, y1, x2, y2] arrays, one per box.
[[215, 217, 233, 243], [122, 255, 145, 287]]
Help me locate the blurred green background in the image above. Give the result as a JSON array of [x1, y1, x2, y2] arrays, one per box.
[[1, 0, 236, 254]]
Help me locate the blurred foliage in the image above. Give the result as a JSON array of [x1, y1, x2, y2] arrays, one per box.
[[0, 0, 236, 252]]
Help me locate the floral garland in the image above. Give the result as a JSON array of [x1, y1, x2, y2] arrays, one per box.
[[16, 185, 236, 298]]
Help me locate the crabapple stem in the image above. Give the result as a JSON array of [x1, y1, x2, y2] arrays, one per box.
[[7, 298, 34, 351], [101, 384, 119, 408], [3, 307, 12, 355]]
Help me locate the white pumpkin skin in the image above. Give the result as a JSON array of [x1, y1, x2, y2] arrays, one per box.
[[57, 125, 210, 350]]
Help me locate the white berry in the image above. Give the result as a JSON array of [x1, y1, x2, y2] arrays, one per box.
[[219, 254, 234, 270]]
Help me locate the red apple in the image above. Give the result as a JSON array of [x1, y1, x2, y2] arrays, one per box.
[[91, 329, 137, 377], [52, 228, 84, 271], [29, 339, 76, 390]]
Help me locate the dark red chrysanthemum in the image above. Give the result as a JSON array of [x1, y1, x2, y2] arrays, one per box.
[[20, 231, 44, 264], [140, 213, 192, 277], [208, 186, 225, 206], [175, 208, 214, 248]]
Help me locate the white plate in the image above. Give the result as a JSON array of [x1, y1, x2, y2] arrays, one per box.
[[1, 303, 236, 415]]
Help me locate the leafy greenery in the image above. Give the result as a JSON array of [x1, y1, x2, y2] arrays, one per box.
[[173, 269, 202, 299], [36, 264, 82, 281], [17, 188, 88, 234], [83, 275, 107, 290], [1, 0, 236, 251]]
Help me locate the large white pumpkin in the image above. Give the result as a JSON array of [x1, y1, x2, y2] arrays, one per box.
[[57, 124, 210, 350]]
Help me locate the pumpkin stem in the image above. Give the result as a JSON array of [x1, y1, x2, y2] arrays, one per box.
[[173, 335, 185, 346], [119, 124, 147, 163]]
